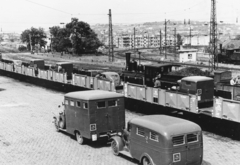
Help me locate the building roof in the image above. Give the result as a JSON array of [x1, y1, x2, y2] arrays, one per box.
[[65, 90, 123, 100], [222, 40, 240, 50], [129, 115, 201, 137], [181, 76, 213, 82], [178, 49, 198, 52]]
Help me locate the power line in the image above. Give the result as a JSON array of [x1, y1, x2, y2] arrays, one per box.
[[25, 0, 72, 15]]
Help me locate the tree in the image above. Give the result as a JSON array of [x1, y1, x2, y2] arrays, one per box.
[[21, 27, 47, 51], [49, 26, 72, 52], [66, 18, 103, 55], [177, 34, 183, 48]]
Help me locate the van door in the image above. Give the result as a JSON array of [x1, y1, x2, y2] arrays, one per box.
[[95, 101, 108, 133], [186, 133, 203, 164], [172, 135, 187, 164], [107, 99, 121, 131]]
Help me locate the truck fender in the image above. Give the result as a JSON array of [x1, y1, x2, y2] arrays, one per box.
[[140, 153, 155, 165], [111, 136, 124, 151]]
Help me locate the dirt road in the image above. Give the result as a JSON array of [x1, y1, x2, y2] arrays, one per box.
[[0, 76, 240, 165]]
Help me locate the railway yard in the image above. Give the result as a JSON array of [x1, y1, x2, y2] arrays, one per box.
[[0, 52, 240, 165], [0, 72, 240, 165]]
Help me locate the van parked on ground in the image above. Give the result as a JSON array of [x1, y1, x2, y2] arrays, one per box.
[[111, 115, 203, 165], [53, 90, 125, 144]]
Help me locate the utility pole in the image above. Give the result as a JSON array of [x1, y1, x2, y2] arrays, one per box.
[[210, 0, 218, 70], [108, 9, 114, 62], [29, 34, 32, 53], [165, 19, 167, 59], [133, 27, 136, 51], [189, 27, 192, 46], [174, 28, 177, 60], [159, 29, 162, 56]]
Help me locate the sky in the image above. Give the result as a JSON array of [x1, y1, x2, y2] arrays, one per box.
[[0, 0, 239, 33]]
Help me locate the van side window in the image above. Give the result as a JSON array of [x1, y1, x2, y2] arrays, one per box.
[[97, 101, 105, 108], [70, 101, 74, 106], [136, 127, 145, 137], [186, 81, 191, 86], [83, 102, 88, 109], [65, 100, 69, 105], [108, 100, 117, 107], [76, 101, 81, 108], [172, 135, 185, 146], [187, 133, 198, 143], [149, 131, 159, 142]]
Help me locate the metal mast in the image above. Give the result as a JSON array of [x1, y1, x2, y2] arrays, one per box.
[[164, 19, 167, 59], [108, 9, 114, 62], [209, 0, 218, 70]]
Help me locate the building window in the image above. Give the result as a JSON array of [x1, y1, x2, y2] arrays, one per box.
[[76, 101, 81, 108], [108, 100, 117, 107], [188, 54, 192, 59], [83, 102, 88, 109], [136, 127, 145, 137], [70, 101, 74, 106], [97, 101, 106, 108]]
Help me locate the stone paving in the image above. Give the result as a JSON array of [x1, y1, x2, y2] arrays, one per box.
[[0, 76, 240, 165]]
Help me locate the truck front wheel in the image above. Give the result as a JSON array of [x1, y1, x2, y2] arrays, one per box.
[[111, 139, 120, 156], [75, 132, 85, 145]]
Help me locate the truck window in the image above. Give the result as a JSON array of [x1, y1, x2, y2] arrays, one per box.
[[136, 127, 145, 137], [108, 100, 117, 107], [70, 101, 74, 106], [65, 100, 69, 105], [83, 102, 88, 109], [76, 101, 81, 108], [187, 133, 198, 143], [97, 101, 105, 108], [149, 131, 159, 142], [172, 135, 185, 146]]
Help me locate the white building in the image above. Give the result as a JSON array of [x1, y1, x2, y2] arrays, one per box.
[[178, 49, 197, 62]]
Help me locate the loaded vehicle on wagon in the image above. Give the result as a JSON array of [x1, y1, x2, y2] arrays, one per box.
[[53, 90, 125, 144], [111, 115, 203, 165]]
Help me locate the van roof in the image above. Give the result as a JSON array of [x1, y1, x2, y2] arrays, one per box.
[[129, 115, 201, 136], [181, 76, 213, 82], [65, 90, 123, 100]]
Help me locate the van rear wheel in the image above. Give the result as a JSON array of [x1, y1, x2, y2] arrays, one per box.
[[54, 118, 60, 132], [111, 139, 119, 156], [75, 132, 85, 145], [142, 157, 152, 165]]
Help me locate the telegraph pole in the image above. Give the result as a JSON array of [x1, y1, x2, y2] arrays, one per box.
[[108, 9, 114, 62], [159, 29, 162, 56], [133, 27, 136, 51], [164, 19, 167, 59], [174, 28, 177, 60], [210, 0, 218, 70], [29, 34, 32, 53], [189, 27, 192, 46]]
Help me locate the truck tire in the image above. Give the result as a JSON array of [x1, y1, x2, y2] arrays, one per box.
[[59, 115, 66, 129], [54, 118, 60, 132], [111, 139, 120, 156], [75, 132, 85, 145]]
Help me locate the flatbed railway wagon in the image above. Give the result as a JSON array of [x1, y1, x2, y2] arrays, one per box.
[[53, 90, 125, 144]]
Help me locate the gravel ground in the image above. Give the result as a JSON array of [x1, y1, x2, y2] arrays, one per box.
[[1, 76, 240, 165]]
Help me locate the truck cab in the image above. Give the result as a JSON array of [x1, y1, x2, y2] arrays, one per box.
[[111, 115, 203, 165], [53, 90, 125, 144]]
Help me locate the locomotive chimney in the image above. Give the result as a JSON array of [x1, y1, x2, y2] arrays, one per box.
[[125, 52, 131, 70]]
